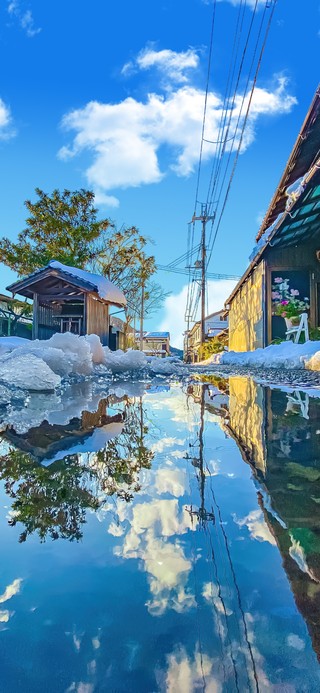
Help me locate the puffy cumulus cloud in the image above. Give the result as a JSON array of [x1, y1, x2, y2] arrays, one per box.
[[59, 75, 296, 206], [0, 577, 23, 604], [165, 647, 221, 693], [114, 498, 196, 615], [234, 509, 276, 545], [7, 1, 41, 37], [160, 279, 237, 349], [151, 389, 200, 428], [0, 99, 15, 140], [154, 467, 189, 497], [151, 436, 185, 454], [122, 46, 200, 84]]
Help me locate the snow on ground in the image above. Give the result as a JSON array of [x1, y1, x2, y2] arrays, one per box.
[[0, 334, 188, 392], [201, 340, 320, 370], [2, 332, 320, 394]]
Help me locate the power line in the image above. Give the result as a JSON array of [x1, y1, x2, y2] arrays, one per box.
[[156, 264, 240, 280], [185, 0, 278, 331]]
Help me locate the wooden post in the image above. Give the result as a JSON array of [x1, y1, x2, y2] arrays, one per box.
[[32, 293, 38, 340]]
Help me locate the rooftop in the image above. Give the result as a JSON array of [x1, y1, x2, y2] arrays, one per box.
[[7, 260, 127, 307]]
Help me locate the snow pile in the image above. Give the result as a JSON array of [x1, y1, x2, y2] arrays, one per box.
[[148, 356, 187, 376], [0, 353, 61, 391], [103, 348, 148, 374], [205, 340, 320, 371], [0, 333, 189, 392]]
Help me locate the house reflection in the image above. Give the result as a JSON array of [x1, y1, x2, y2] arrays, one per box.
[[224, 377, 320, 661], [0, 394, 154, 542]]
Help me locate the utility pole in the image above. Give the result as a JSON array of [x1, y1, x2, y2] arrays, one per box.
[[192, 204, 215, 348], [186, 386, 215, 527], [139, 280, 145, 352]]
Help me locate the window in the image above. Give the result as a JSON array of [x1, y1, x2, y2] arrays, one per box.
[[61, 317, 82, 334]]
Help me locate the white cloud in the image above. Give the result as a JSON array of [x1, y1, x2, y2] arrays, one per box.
[[154, 468, 188, 497], [0, 577, 23, 603], [234, 509, 276, 545], [122, 47, 200, 84], [0, 99, 15, 140], [114, 498, 196, 615], [159, 279, 237, 349], [151, 436, 185, 454], [7, 1, 41, 37], [59, 73, 296, 206]]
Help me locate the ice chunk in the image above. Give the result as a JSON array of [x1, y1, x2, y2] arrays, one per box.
[[46, 333, 93, 375], [85, 333, 105, 364], [0, 353, 61, 391], [149, 357, 187, 376], [103, 348, 148, 373]]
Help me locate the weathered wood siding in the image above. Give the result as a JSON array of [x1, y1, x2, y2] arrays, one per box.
[[37, 302, 60, 340], [86, 294, 109, 345], [229, 262, 265, 351]]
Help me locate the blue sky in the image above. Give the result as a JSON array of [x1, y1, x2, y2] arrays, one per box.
[[0, 0, 319, 346]]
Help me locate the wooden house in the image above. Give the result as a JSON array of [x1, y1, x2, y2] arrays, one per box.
[[226, 86, 320, 351], [6, 260, 126, 346]]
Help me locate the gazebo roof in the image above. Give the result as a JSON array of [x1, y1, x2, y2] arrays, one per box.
[[6, 260, 127, 308]]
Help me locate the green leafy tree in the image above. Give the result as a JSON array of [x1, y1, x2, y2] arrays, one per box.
[[0, 188, 168, 338], [0, 188, 111, 276], [96, 229, 168, 345]]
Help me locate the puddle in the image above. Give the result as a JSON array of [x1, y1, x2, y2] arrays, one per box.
[[1, 377, 320, 691]]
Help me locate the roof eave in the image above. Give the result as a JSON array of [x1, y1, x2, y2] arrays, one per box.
[[256, 84, 320, 242]]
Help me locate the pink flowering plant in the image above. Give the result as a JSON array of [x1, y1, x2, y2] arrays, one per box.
[[271, 277, 310, 319]]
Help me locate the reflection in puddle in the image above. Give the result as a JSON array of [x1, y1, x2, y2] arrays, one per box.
[[0, 378, 320, 690]]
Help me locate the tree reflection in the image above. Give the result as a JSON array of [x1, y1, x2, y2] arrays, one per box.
[[93, 398, 153, 501], [0, 397, 154, 543]]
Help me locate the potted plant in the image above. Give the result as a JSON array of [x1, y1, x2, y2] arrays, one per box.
[[271, 277, 310, 329]]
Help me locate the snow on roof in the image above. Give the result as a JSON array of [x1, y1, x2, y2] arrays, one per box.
[[49, 260, 126, 307], [143, 331, 170, 339]]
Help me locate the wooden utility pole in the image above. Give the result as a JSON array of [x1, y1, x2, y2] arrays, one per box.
[[139, 280, 145, 351], [192, 204, 215, 348]]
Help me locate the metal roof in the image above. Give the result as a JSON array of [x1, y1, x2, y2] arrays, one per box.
[[256, 85, 320, 242], [143, 331, 170, 339]]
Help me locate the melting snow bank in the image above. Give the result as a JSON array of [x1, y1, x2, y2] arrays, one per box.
[[0, 333, 187, 391], [202, 341, 320, 371]]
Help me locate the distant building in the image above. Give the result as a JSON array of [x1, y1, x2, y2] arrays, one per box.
[[226, 86, 320, 352], [0, 293, 32, 339], [184, 310, 228, 363], [136, 331, 170, 358], [6, 259, 126, 348], [109, 315, 134, 351]]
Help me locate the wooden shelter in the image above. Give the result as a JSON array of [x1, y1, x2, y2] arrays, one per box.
[[6, 260, 126, 346], [226, 86, 320, 351]]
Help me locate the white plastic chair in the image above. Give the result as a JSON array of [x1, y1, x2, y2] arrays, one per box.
[[285, 312, 309, 343]]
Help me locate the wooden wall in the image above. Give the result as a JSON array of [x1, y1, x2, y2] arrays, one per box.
[[85, 294, 109, 345], [229, 262, 265, 351]]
